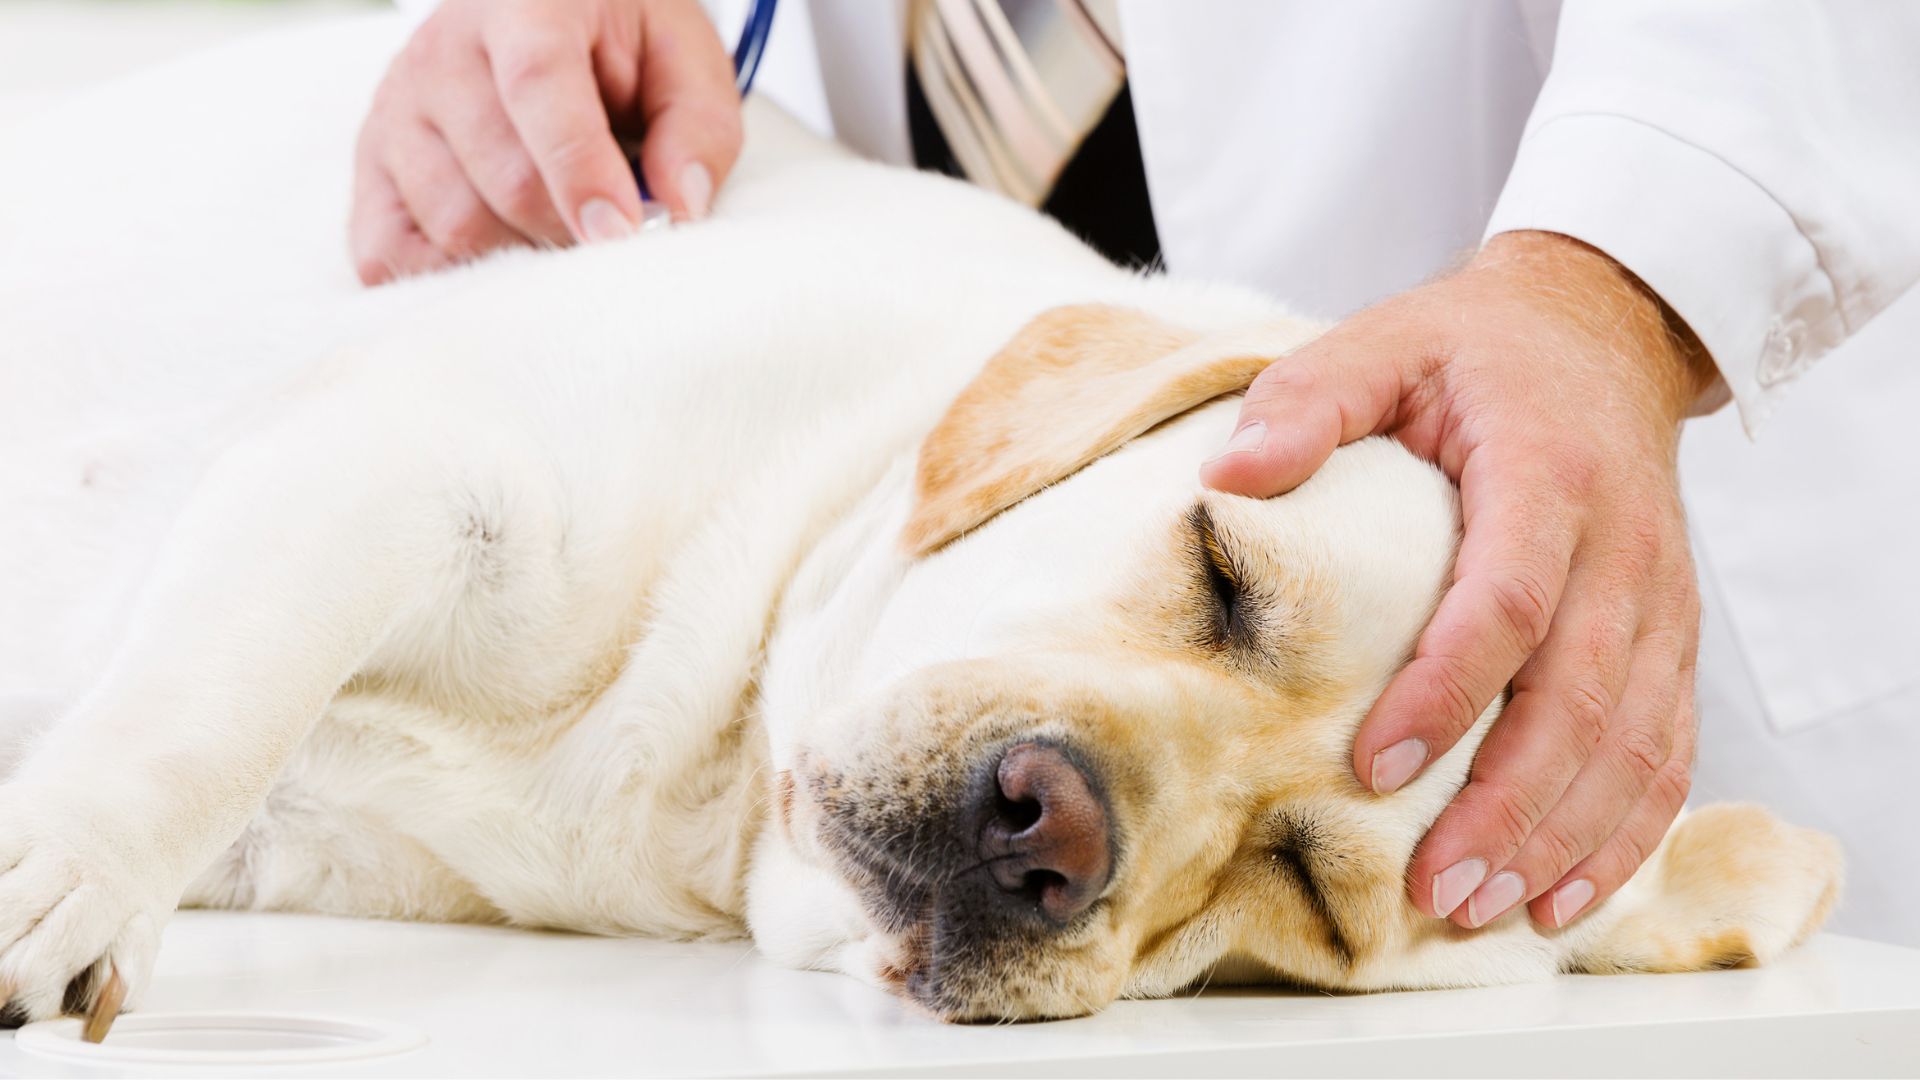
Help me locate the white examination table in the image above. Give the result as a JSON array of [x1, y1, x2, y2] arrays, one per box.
[[2, 911, 1915, 1077]]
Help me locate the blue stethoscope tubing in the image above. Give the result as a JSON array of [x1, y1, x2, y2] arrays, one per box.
[[732, 0, 779, 96], [632, 0, 778, 203]]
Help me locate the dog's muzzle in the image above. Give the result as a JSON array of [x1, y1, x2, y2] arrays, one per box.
[[811, 737, 1116, 941]]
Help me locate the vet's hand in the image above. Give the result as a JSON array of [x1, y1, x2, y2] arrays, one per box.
[[1201, 230, 1718, 931], [351, 0, 741, 285]]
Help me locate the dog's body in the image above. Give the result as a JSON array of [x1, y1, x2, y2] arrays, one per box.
[[0, 100, 1839, 1025]]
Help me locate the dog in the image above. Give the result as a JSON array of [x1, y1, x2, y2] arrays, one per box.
[[0, 97, 1840, 1030]]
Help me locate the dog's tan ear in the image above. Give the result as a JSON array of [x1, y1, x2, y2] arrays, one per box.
[[901, 304, 1309, 556]]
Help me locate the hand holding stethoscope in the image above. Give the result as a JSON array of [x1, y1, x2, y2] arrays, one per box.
[[350, 0, 773, 286]]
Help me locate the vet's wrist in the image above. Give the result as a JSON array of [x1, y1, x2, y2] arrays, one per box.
[[1474, 230, 1717, 424]]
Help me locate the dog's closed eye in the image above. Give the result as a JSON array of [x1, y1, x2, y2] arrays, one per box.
[[1188, 503, 1250, 649], [1265, 811, 1356, 966]]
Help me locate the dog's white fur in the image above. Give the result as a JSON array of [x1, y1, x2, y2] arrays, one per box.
[[0, 45, 1839, 1024]]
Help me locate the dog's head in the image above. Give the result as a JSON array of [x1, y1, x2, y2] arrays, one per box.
[[752, 303, 1838, 1021]]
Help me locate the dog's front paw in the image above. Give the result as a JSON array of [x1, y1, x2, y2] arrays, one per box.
[[0, 789, 169, 1038]]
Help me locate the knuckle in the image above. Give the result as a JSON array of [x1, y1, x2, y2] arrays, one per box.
[[1614, 819, 1670, 878], [424, 199, 489, 251], [1526, 824, 1587, 877], [1634, 624, 1689, 661], [1488, 567, 1557, 647], [365, 73, 408, 120], [491, 34, 568, 96], [1577, 615, 1630, 671], [1423, 659, 1489, 733], [1242, 365, 1311, 409], [498, 0, 558, 24], [1648, 757, 1693, 811], [1614, 723, 1671, 780], [1558, 680, 1612, 746], [1616, 511, 1667, 566], [1589, 843, 1644, 891], [399, 27, 437, 69], [1677, 586, 1704, 632], [1582, 816, 1671, 889], [531, 130, 608, 179], [1475, 779, 1554, 849], [404, 18, 458, 68], [488, 157, 550, 221], [1490, 795, 1544, 851]]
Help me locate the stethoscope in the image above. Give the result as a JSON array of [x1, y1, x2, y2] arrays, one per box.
[[630, 0, 779, 228]]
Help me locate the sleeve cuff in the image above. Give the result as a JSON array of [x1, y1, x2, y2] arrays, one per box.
[[1484, 114, 1848, 435]]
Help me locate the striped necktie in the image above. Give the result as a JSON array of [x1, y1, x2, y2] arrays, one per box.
[[909, 0, 1127, 208]]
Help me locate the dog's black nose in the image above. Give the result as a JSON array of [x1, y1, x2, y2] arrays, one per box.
[[978, 743, 1112, 922]]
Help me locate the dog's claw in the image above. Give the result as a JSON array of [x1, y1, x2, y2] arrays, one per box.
[[81, 965, 125, 1044]]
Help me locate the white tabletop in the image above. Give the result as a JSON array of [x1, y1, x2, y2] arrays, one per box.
[[2, 911, 1916, 1078]]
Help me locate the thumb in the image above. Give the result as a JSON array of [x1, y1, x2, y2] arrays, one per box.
[[635, 1, 745, 220], [1199, 333, 1407, 498]]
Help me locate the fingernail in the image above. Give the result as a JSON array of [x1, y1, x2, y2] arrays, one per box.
[[1550, 878, 1596, 928], [1432, 857, 1488, 918], [1466, 870, 1526, 928], [679, 161, 713, 219], [1207, 421, 1266, 461], [578, 198, 634, 243], [1370, 737, 1428, 794]]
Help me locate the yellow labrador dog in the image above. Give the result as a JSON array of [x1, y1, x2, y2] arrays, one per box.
[[0, 103, 1838, 1031]]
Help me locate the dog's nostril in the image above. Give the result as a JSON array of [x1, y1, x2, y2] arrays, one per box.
[[1014, 867, 1068, 904], [993, 790, 1044, 833], [979, 743, 1113, 923]]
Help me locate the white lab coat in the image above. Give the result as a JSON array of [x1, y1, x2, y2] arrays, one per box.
[[733, 0, 1920, 945]]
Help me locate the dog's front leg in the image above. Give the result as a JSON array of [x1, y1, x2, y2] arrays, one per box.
[[1, 400, 478, 1032]]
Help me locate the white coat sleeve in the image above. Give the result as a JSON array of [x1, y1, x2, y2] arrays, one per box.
[[1482, 2, 1920, 433]]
